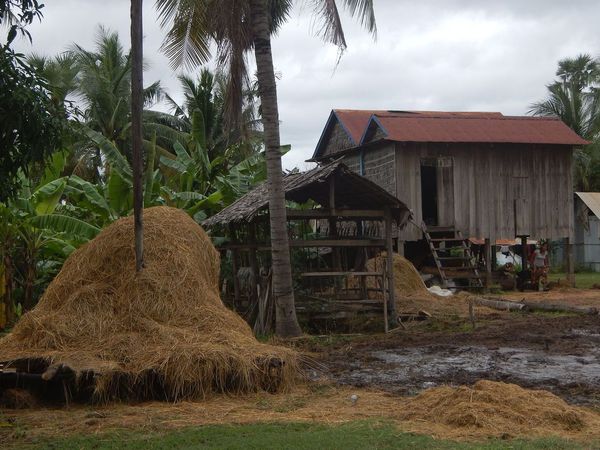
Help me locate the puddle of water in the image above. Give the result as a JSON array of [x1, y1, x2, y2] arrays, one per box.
[[335, 345, 600, 390]]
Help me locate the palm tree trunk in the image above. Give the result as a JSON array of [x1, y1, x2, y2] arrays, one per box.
[[250, 0, 302, 338], [130, 0, 144, 271]]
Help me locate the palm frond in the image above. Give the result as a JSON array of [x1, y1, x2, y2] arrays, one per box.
[[156, 0, 211, 69]]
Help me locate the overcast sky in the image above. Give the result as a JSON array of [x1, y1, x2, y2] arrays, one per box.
[[15, 0, 600, 169]]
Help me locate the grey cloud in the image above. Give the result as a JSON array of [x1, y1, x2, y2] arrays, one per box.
[[13, 1, 600, 169]]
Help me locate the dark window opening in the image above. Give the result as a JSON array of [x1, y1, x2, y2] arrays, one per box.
[[421, 164, 438, 226]]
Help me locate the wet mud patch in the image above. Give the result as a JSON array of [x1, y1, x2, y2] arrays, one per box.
[[322, 315, 600, 405]]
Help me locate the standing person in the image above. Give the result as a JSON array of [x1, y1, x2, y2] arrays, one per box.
[[530, 241, 549, 290]]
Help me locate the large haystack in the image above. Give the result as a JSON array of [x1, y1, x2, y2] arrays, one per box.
[[0, 207, 297, 402]]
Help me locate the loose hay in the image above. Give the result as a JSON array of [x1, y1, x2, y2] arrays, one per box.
[[399, 380, 595, 439], [356, 254, 496, 318], [5, 382, 600, 444], [0, 207, 297, 402], [356, 253, 430, 298]]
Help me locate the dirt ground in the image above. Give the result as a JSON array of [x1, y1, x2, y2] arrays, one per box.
[[310, 289, 600, 406]]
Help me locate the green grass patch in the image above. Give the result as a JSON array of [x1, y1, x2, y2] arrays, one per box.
[[18, 421, 591, 450], [548, 272, 600, 289]]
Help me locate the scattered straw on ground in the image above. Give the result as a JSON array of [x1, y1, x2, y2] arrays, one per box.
[[398, 380, 600, 441], [0, 206, 297, 402], [3, 381, 600, 444]]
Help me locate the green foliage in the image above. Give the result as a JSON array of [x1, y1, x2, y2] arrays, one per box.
[[0, 46, 68, 201], [0, 23, 269, 317], [530, 54, 600, 191]]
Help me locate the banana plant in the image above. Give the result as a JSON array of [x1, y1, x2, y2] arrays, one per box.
[[159, 109, 274, 221]]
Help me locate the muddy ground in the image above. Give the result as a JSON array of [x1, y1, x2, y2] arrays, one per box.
[[311, 312, 600, 406]]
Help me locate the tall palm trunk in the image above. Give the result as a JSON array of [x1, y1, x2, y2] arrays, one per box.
[[130, 0, 144, 271], [250, 0, 302, 338]]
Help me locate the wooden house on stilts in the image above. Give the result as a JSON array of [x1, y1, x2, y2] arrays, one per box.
[[311, 110, 589, 288]]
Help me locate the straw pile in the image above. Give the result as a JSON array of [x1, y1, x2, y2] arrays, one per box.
[[399, 380, 589, 436], [0, 206, 297, 402], [375, 253, 430, 298], [349, 253, 429, 298], [354, 253, 489, 317]]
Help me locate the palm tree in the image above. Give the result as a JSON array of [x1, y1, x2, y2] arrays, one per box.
[[156, 0, 376, 338], [157, 68, 262, 164], [27, 53, 79, 108], [530, 54, 600, 191], [131, 0, 144, 271]]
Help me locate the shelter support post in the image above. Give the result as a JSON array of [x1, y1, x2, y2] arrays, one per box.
[[329, 177, 341, 271], [397, 240, 405, 256], [385, 207, 396, 327], [484, 238, 492, 292], [229, 224, 241, 306], [566, 236, 575, 287], [249, 223, 260, 305]]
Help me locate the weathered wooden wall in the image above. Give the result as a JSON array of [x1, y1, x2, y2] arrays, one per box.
[[335, 142, 574, 242], [393, 142, 574, 241]]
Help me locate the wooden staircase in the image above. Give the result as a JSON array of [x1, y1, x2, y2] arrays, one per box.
[[423, 225, 483, 290]]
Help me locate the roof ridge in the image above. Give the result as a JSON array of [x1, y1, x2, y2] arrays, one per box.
[[373, 113, 562, 121]]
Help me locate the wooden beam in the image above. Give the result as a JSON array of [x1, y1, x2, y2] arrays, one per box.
[[223, 239, 387, 250], [484, 238, 492, 292], [385, 207, 396, 326], [285, 208, 387, 219], [248, 222, 259, 305], [229, 224, 241, 306], [566, 236, 575, 287], [300, 271, 384, 277], [291, 239, 386, 248]]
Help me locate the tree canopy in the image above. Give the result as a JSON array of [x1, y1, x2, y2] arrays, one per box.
[[0, 0, 68, 201]]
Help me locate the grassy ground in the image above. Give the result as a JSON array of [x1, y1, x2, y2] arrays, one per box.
[[17, 421, 590, 450], [548, 272, 600, 289]]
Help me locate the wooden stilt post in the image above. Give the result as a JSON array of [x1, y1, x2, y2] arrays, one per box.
[[329, 177, 341, 271], [566, 236, 575, 287], [385, 207, 396, 328], [229, 224, 241, 307], [484, 238, 492, 292], [249, 222, 260, 305]]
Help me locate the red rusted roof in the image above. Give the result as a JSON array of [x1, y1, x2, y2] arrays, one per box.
[[334, 109, 507, 144], [312, 109, 588, 161], [368, 112, 589, 146]]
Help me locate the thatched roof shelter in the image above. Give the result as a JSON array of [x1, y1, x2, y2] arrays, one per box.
[[203, 161, 412, 229]]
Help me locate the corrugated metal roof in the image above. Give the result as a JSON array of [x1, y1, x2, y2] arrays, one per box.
[[334, 109, 506, 144], [576, 192, 600, 219], [312, 109, 589, 160], [370, 113, 590, 145]]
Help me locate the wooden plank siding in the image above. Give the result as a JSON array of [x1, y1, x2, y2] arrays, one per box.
[[336, 142, 574, 242]]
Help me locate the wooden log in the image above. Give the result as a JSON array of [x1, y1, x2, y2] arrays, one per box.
[[521, 301, 598, 315], [473, 297, 525, 311], [473, 296, 598, 315]]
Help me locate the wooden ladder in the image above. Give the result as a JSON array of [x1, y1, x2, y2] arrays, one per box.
[[423, 224, 483, 290]]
